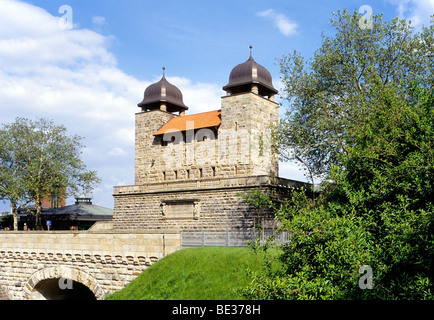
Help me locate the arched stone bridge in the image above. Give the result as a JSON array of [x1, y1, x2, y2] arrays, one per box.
[[0, 230, 180, 300]]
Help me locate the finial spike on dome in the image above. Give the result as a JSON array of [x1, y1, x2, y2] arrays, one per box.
[[222, 45, 278, 95], [162, 66, 166, 77]]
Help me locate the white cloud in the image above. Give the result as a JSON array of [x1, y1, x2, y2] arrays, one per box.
[[257, 9, 298, 36], [92, 16, 106, 26], [0, 0, 223, 210], [0, 0, 56, 38], [167, 76, 223, 114], [108, 147, 126, 156], [388, 0, 434, 28]]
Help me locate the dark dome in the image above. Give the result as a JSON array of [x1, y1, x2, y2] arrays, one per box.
[[138, 68, 188, 113], [223, 47, 278, 96]]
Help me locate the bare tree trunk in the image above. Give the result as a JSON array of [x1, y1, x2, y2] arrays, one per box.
[[35, 195, 42, 230], [13, 212, 18, 231], [11, 202, 18, 231]]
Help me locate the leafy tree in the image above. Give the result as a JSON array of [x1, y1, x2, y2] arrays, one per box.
[[242, 83, 433, 299], [0, 118, 101, 230], [277, 9, 433, 180], [0, 128, 31, 230], [240, 10, 434, 300]]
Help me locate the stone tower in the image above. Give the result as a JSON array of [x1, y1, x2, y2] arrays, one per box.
[[134, 67, 188, 185], [220, 45, 279, 178], [113, 48, 310, 231]]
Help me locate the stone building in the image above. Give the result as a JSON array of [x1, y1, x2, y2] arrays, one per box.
[[16, 195, 112, 231], [113, 47, 310, 231]]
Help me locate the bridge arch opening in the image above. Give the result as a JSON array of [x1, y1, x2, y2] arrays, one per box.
[[25, 266, 105, 300], [31, 278, 96, 300]]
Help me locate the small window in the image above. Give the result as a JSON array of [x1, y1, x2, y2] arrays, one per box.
[[199, 168, 203, 178], [174, 170, 178, 179], [186, 169, 190, 179], [212, 166, 216, 177], [162, 171, 166, 180]]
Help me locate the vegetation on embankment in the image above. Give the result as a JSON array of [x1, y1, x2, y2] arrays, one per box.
[[105, 246, 263, 300]]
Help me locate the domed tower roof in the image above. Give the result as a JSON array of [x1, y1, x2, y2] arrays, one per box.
[[223, 46, 278, 97], [138, 67, 188, 114]]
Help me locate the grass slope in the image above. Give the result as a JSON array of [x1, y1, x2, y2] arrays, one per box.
[[105, 247, 262, 300]]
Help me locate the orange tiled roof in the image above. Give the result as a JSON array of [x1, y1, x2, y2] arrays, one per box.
[[153, 110, 221, 135]]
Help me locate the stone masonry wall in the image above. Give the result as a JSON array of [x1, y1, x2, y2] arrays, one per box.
[[133, 92, 280, 186], [135, 109, 176, 185], [0, 231, 180, 300], [113, 175, 309, 231], [122, 92, 284, 232], [114, 187, 257, 231], [220, 92, 279, 177]]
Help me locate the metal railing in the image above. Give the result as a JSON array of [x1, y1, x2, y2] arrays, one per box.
[[180, 229, 290, 247]]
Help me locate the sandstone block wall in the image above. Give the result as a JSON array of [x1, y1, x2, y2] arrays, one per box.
[[220, 92, 279, 177], [113, 175, 308, 231], [135, 109, 176, 185], [133, 92, 280, 187], [0, 231, 180, 300], [121, 91, 285, 233]]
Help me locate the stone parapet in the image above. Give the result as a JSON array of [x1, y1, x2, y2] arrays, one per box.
[[113, 175, 310, 195]]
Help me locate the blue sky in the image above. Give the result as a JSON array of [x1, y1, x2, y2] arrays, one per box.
[[1, 0, 433, 212]]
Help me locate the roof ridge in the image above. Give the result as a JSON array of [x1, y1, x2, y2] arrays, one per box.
[[181, 109, 221, 117]]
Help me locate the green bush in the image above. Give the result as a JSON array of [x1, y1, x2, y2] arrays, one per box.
[[241, 83, 434, 300]]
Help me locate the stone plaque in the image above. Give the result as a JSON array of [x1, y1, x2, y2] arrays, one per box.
[[161, 200, 199, 219]]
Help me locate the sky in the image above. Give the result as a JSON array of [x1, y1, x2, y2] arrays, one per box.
[[0, 0, 433, 212]]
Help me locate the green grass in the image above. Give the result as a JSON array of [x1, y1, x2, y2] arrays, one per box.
[[105, 246, 262, 300]]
